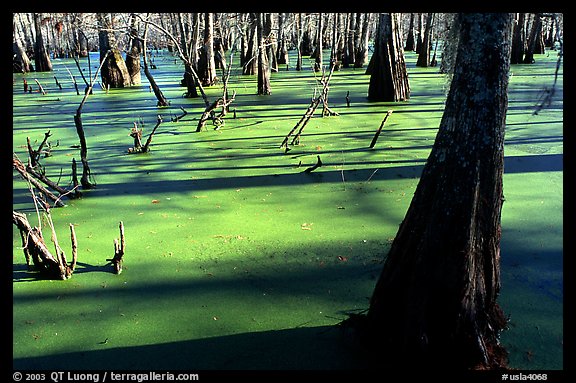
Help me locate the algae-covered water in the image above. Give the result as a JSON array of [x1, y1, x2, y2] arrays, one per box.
[[12, 48, 563, 370]]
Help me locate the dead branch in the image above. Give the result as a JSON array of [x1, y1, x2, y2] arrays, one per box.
[[281, 66, 338, 149], [196, 90, 236, 132], [369, 110, 393, 149], [171, 106, 188, 122], [34, 79, 46, 95], [12, 210, 76, 280], [74, 50, 111, 189], [128, 115, 164, 154], [27, 130, 52, 167], [13, 156, 65, 208], [107, 221, 125, 274], [304, 155, 323, 173]]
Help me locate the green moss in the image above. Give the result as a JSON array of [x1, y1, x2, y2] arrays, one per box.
[[13, 49, 562, 370]]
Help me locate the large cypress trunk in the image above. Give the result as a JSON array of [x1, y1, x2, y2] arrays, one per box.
[[97, 13, 131, 88], [367, 13, 410, 102], [363, 13, 514, 370]]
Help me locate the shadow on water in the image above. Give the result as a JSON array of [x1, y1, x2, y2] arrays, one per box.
[[85, 153, 563, 199], [13, 325, 370, 370]]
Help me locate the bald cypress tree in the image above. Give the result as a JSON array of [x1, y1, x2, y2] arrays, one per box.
[[360, 13, 514, 370]]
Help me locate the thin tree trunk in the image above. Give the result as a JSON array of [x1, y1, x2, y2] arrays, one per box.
[[314, 13, 323, 72]]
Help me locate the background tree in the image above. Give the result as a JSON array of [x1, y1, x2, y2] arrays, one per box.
[[198, 12, 218, 86], [13, 15, 33, 73], [366, 13, 410, 102], [242, 13, 258, 75], [97, 13, 131, 88], [523, 13, 543, 64], [256, 13, 271, 95], [33, 13, 52, 72], [361, 13, 514, 370], [177, 12, 200, 98], [313, 13, 323, 72], [416, 13, 434, 67], [511, 13, 526, 64], [276, 13, 289, 65], [125, 13, 142, 86], [71, 13, 89, 57], [354, 13, 371, 68], [404, 13, 416, 51]]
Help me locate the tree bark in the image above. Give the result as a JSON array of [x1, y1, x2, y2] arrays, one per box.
[[362, 13, 514, 370]]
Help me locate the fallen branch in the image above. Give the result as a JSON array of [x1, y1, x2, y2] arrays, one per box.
[[369, 110, 393, 149]]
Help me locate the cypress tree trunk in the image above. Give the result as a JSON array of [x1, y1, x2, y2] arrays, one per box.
[[13, 18, 33, 73], [33, 13, 52, 72], [97, 13, 131, 88], [511, 13, 526, 64], [416, 13, 434, 67], [256, 13, 271, 95], [405, 13, 416, 51], [363, 13, 514, 370], [125, 13, 142, 86], [276, 13, 288, 65], [242, 13, 258, 75], [523, 13, 542, 63], [367, 13, 410, 102], [199, 12, 217, 86], [314, 13, 323, 71], [354, 13, 371, 68]]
